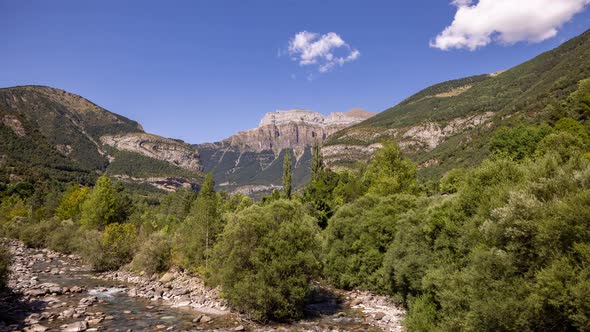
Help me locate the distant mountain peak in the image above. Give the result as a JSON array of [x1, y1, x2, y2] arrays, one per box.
[[258, 108, 375, 128]]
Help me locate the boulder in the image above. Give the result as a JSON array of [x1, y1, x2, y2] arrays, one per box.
[[159, 272, 175, 283], [63, 321, 88, 332]]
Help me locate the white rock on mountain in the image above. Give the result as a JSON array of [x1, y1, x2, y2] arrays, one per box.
[[226, 108, 375, 154], [100, 133, 201, 172]]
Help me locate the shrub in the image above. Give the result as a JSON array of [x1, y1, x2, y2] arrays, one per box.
[[131, 232, 171, 276], [324, 194, 418, 291], [19, 219, 61, 249], [46, 220, 79, 254], [0, 241, 10, 289], [404, 295, 438, 332], [80, 223, 137, 271], [489, 124, 550, 161], [211, 200, 321, 321]]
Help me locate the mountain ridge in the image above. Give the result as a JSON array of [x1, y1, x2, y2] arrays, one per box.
[[0, 85, 202, 192], [324, 28, 590, 177]]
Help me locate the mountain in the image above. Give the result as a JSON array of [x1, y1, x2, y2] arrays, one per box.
[[195, 109, 374, 195], [324, 29, 590, 178], [0, 86, 202, 191]]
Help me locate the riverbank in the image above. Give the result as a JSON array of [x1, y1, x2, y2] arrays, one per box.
[[1, 240, 405, 331]]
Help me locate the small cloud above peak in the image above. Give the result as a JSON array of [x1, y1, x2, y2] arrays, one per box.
[[286, 31, 360, 73], [431, 0, 590, 51]]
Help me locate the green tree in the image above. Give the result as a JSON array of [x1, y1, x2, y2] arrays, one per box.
[[211, 200, 321, 321], [363, 141, 417, 196], [55, 184, 90, 220], [311, 141, 324, 181], [324, 194, 418, 291], [80, 175, 126, 228], [174, 177, 222, 271], [282, 150, 292, 199], [554, 117, 590, 147], [489, 124, 551, 160], [569, 78, 590, 120], [200, 173, 215, 198]]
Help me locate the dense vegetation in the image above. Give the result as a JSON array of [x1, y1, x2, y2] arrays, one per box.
[[4, 99, 590, 328]]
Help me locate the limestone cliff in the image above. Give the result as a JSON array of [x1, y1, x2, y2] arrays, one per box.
[[101, 133, 201, 172], [224, 109, 374, 154]]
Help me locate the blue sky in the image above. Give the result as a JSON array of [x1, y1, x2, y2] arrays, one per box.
[[1, 1, 590, 143]]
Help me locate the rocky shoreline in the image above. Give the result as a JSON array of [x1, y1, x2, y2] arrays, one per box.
[[97, 270, 229, 316], [344, 291, 405, 332], [98, 270, 406, 331], [2, 239, 405, 331]]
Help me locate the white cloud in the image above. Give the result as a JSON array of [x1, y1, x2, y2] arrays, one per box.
[[431, 0, 590, 50], [287, 31, 360, 73]]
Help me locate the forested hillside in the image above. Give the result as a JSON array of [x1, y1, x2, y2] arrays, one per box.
[[0, 86, 203, 193]]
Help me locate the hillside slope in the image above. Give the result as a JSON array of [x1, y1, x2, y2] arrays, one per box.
[[325, 29, 590, 178], [0, 86, 202, 191]]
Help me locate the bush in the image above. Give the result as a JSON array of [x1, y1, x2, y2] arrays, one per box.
[[211, 200, 321, 322], [324, 194, 418, 291], [131, 232, 171, 276], [46, 220, 80, 254], [404, 295, 438, 332], [489, 124, 550, 161], [80, 223, 137, 271], [0, 241, 11, 289], [19, 219, 61, 249]]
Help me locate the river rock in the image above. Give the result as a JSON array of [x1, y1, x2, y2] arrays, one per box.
[[70, 286, 84, 293], [26, 289, 48, 297], [61, 308, 76, 318], [79, 296, 97, 306], [235, 325, 245, 331], [159, 272, 175, 283], [63, 321, 88, 331], [374, 312, 386, 320], [49, 286, 63, 294], [200, 315, 212, 323], [24, 324, 48, 332]]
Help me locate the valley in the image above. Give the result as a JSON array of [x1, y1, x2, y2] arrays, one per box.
[[1, 5, 590, 331]]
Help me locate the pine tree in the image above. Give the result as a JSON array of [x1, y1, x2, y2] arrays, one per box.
[[201, 173, 215, 198], [311, 141, 324, 181], [282, 150, 292, 199], [176, 173, 221, 270]]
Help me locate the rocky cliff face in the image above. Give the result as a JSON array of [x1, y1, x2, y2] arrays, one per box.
[[100, 133, 201, 172], [225, 109, 374, 154], [195, 108, 374, 195]]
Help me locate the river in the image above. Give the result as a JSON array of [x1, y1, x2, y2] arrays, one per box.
[[0, 240, 404, 331]]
